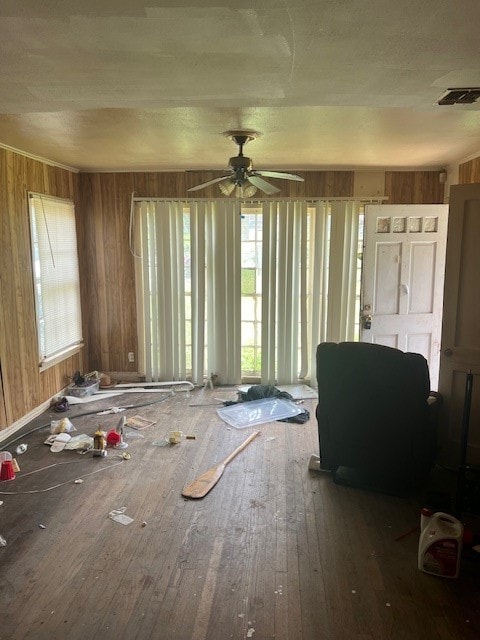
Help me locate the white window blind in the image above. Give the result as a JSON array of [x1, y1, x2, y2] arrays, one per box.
[[29, 193, 83, 368]]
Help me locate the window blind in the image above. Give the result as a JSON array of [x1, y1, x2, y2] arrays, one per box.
[[29, 193, 83, 366]]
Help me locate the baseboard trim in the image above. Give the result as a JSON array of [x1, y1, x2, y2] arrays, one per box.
[[0, 391, 65, 445]]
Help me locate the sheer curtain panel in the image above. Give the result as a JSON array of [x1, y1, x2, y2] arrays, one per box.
[[133, 198, 364, 386]]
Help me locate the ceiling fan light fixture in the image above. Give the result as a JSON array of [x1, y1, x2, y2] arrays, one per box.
[[218, 180, 235, 196], [237, 184, 257, 198]]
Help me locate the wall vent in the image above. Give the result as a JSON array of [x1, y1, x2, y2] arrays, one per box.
[[437, 88, 480, 105]]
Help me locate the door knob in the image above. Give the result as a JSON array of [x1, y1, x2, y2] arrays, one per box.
[[443, 348, 453, 357], [363, 315, 372, 330]]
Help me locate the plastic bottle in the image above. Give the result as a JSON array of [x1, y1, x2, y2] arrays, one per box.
[[418, 512, 463, 579], [93, 429, 107, 457]]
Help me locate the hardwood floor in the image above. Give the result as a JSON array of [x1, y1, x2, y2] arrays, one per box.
[[0, 387, 479, 640]]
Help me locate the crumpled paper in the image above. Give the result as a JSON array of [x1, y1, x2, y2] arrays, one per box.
[[50, 418, 76, 434], [108, 507, 134, 526]]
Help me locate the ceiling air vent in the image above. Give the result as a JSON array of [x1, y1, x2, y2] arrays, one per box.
[[437, 88, 480, 105]]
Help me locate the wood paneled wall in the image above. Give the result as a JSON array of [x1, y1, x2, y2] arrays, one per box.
[[385, 171, 445, 204], [77, 170, 356, 375], [0, 149, 83, 429], [459, 156, 480, 184], [0, 157, 446, 429], [77, 169, 444, 376]]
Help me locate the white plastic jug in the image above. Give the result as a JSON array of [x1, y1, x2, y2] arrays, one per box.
[[418, 512, 463, 579]]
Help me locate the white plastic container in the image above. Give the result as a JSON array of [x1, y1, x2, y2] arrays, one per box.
[[217, 397, 302, 428], [418, 512, 463, 579], [67, 379, 100, 398]]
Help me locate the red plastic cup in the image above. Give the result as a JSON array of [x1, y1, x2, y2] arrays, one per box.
[[0, 459, 15, 481], [106, 430, 121, 446]]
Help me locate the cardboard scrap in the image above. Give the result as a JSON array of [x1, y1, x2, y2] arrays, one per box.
[[125, 415, 156, 430]]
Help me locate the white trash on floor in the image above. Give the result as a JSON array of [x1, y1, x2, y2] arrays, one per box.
[[217, 397, 302, 429]]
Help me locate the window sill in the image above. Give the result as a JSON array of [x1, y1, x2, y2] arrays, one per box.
[[39, 343, 84, 372]]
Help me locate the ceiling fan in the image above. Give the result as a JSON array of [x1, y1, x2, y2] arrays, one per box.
[[187, 130, 304, 196]]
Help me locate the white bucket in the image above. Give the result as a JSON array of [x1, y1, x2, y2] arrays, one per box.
[[418, 512, 463, 579]]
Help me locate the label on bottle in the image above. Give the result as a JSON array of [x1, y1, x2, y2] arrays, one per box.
[[422, 539, 459, 577]]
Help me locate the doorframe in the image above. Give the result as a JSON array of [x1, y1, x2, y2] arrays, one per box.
[[359, 204, 449, 390]]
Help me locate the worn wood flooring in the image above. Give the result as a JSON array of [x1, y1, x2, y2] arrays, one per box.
[[0, 386, 479, 640]]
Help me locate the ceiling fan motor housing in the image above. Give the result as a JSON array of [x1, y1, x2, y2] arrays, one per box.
[[229, 155, 252, 184], [229, 155, 252, 170]]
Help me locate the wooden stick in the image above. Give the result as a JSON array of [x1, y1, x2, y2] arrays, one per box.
[[181, 431, 260, 499]]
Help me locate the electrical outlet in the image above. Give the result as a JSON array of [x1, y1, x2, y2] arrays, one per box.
[[128, 352, 135, 362]]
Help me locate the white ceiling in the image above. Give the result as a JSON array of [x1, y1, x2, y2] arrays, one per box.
[[1, 0, 480, 173]]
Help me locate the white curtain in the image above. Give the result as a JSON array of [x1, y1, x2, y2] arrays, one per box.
[[303, 200, 330, 382], [134, 198, 362, 386], [260, 199, 360, 384], [137, 201, 186, 381], [261, 200, 307, 384], [205, 200, 242, 384], [326, 200, 361, 343], [135, 199, 240, 384]]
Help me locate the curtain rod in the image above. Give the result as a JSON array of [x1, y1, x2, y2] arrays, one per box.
[[132, 196, 388, 204]]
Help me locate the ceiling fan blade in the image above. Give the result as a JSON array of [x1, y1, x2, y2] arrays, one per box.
[[187, 175, 231, 192], [253, 170, 304, 182], [247, 175, 280, 195]]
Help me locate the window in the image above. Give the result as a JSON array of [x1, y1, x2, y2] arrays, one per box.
[[134, 198, 367, 386], [28, 193, 83, 369], [240, 209, 262, 376]]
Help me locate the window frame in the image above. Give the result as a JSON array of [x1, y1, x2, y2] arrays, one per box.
[[28, 192, 84, 371]]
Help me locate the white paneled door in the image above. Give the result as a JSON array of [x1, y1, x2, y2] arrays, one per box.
[[361, 204, 449, 390]]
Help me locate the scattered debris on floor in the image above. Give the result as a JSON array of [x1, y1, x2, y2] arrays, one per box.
[[152, 431, 196, 446], [109, 507, 134, 526], [50, 417, 76, 434], [105, 416, 128, 450], [93, 428, 107, 457], [151, 439, 170, 447], [96, 406, 127, 415], [0, 453, 15, 481], [45, 433, 72, 453], [0, 380, 314, 515], [169, 430, 183, 444], [217, 397, 303, 428], [125, 415, 156, 430], [68, 370, 101, 398], [52, 397, 70, 412]]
